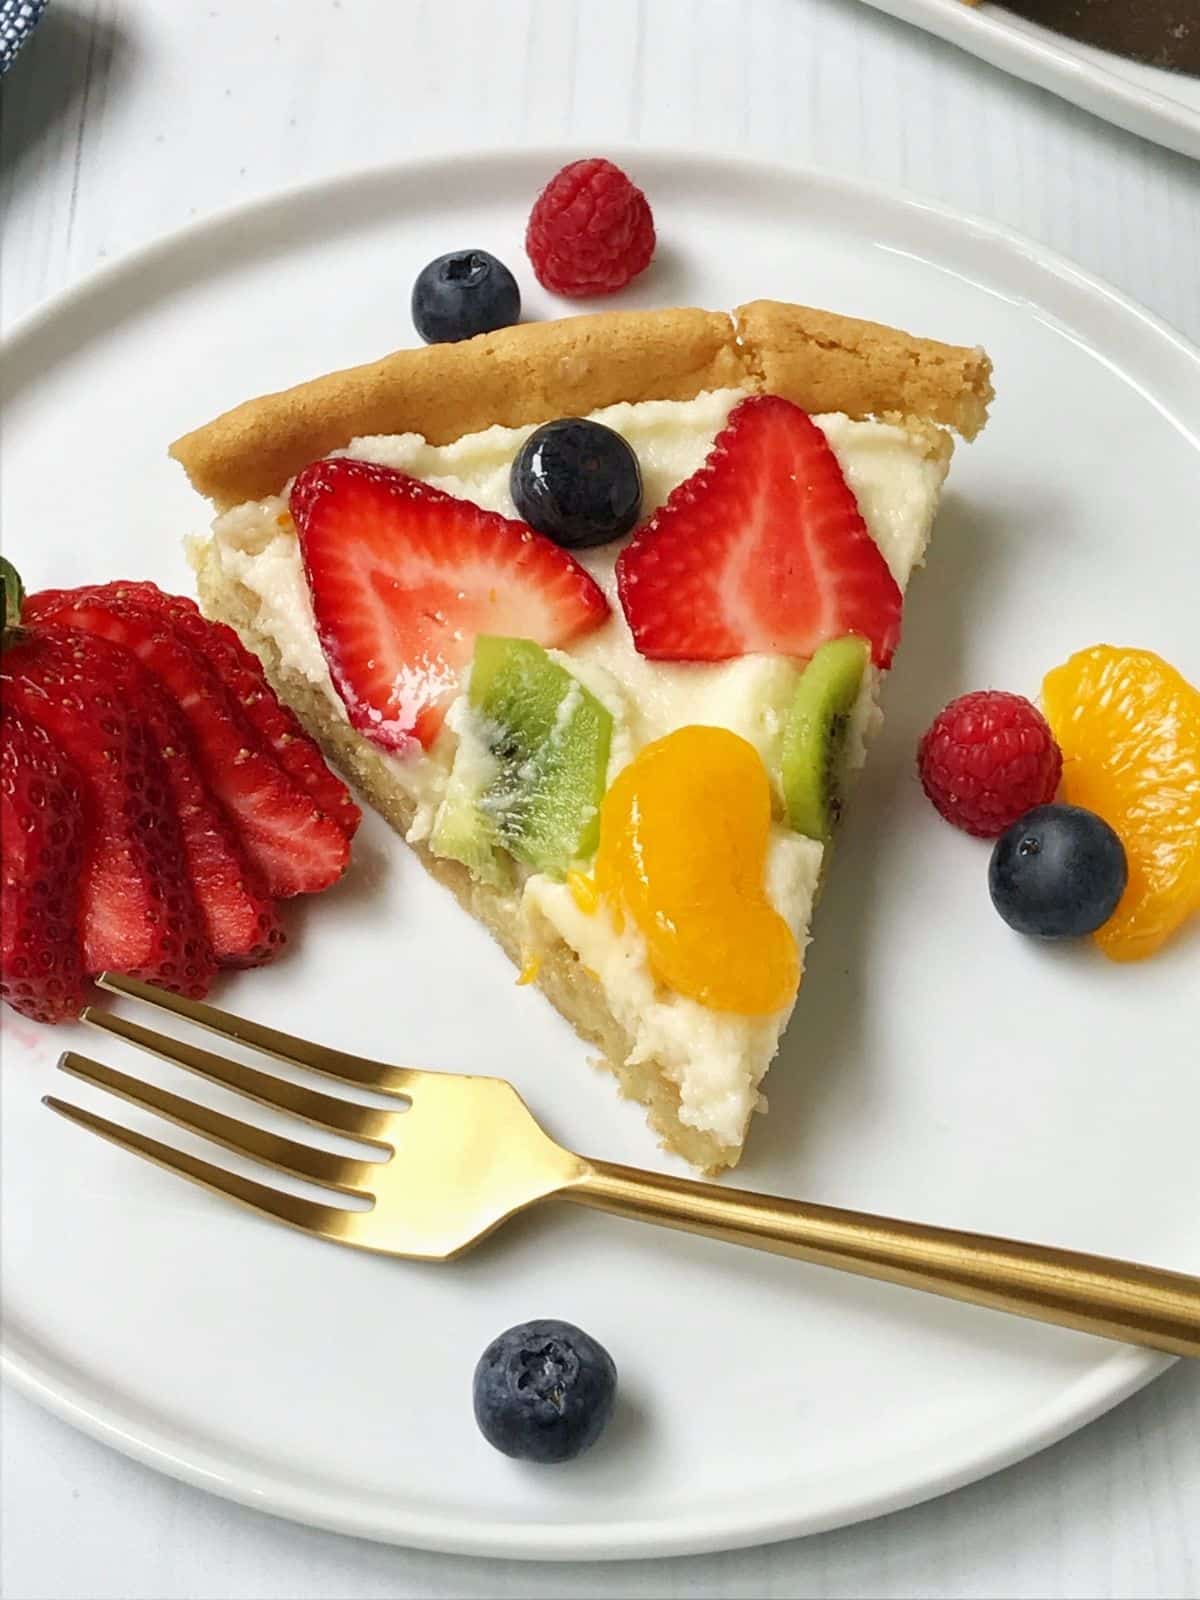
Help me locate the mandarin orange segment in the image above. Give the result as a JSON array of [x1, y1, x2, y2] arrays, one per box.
[[1041, 646, 1200, 962], [595, 726, 800, 1014]]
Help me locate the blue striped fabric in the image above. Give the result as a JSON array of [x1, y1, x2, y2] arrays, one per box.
[[1, 0, 49, 76]]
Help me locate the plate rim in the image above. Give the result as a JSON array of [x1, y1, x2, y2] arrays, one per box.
[[1, 145, 1195, 1560], [855, 0, 1200, 162], [3, 1321, 1173, 1559]]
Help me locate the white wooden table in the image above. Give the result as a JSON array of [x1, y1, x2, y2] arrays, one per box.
[[2, 3, 1198, 1596]]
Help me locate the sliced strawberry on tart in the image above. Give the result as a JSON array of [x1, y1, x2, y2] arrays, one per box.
[[291, 457, 610, 751], [178, 298, 993, 1170]]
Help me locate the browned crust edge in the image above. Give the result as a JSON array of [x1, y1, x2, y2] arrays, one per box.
[[171, 301, 992, 508], [735, 300, 993, 445]]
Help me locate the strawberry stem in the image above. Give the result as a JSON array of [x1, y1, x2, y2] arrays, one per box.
[[0, 557, 24, 635]]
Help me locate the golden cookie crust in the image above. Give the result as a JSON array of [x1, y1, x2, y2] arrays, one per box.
[[734, 300, 993, 444], [170, 301, 992, 507]]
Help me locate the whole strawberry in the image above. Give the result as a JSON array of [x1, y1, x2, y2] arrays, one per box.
[[526, 158, 655, 298], [290, 456, 609, 750], [918, 690, 1063, 838], [616, 396, 902, 667]]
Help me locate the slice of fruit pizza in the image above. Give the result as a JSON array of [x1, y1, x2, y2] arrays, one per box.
[[176, 300, 993, 1171]]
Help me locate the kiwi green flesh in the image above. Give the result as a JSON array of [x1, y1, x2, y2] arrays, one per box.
[[432, 635, 613, 881], [781, 636, 870, 843], [429, 745, 511, 889]]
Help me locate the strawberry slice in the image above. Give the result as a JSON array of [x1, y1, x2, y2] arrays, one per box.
[[27, 591, 350, 898], [152, 722, 287, 968], [1, 708, 88, 1023], [5, 629, 281, 977], [163, 593, 362, 840], [616, 396, 903, 668], [290, 458, 610, 750], [127, 667, 286, 969], [28, 582, 360, 841], [2, 628, 216, 997]]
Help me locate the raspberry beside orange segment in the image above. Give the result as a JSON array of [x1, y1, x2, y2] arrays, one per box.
[[1041, 646, 1200, 962], [918, 690, 1062, 838]]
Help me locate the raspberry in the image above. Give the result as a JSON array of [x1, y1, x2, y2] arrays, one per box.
[[526, 158, 655, 298], [918, 690, 1063, 838]]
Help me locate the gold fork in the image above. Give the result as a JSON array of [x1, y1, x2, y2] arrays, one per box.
[[46, 972, 1200, 1358]]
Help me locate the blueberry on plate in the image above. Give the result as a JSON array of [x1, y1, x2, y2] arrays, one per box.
[[472, 1318, 617, 1463], [510, 418, 643, 549], [411, 250, 520, 344], [988, 802, 1127, 939]]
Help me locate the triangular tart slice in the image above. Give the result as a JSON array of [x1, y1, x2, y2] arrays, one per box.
[[176, 300, 992, 1171]]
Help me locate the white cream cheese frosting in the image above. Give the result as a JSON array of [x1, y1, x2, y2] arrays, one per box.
[[205, 390, 947, 1148]]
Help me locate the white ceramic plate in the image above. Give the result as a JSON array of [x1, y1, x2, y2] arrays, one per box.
[[2, 150, 1198, 1561], [859, 0, 1200, 160]]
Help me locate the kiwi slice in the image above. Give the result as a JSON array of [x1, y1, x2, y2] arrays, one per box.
[[429, 737, 511, 889], [780, 636, 870, 842], [430, 636, 613, 881]]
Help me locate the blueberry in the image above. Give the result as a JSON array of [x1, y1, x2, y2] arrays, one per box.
[[472, 1318, 617, 1464], [988, 803, 1127, 939], [510, 419, 643, 549], [411, 250, 520, 344]]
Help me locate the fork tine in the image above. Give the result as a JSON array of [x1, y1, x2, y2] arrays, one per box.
[[44, 1096, 365, 1246], [81, 1007, 395, 1145], [95, 972, 415, 1094], [58, 1053, 380, 1196]]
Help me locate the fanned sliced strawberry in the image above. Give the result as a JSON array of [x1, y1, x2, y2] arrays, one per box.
[[28, 582, 360, 841], [156, 741, 286, 967], [616, 396, 903, 668], [1, 707, 88, 1022], [290, 458, 610, 750], [1, 628, 216, 996], [129, 675, 286, 969], [5, 617, 282, 972], [27, 592, 350, 898], [166, 596, 362, 840]]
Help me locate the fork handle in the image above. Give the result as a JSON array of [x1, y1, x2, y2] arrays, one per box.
[[563, 1160, 1200, 1358]]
